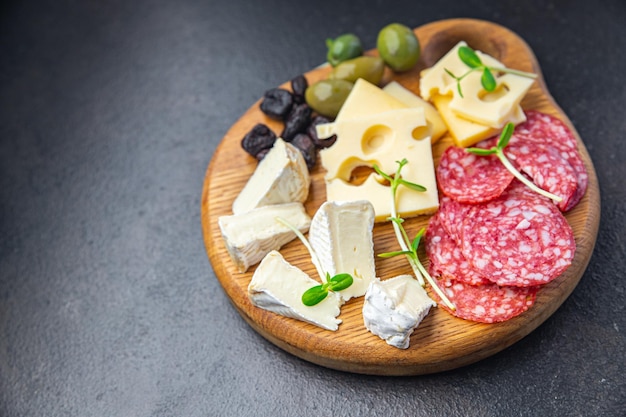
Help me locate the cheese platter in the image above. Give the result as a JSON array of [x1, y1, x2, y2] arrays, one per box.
[[200, 18, 600, 375]]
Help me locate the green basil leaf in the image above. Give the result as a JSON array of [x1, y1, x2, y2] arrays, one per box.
[[466, 147, 497, 156], [302, 285, 328, 306], [497, 122, 515, 149], [481, 67, 497, 91], [458, 46, 482, 68]]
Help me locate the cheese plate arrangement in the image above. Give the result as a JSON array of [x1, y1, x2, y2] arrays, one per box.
[[201, 18, 600, 375]]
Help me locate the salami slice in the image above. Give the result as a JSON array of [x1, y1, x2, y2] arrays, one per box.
[[460, 181, 576, 287], [505, 141, 579, 212], [436, 145, 513, 204], [431, 276, 539, 323], [437, 195, 473, 244], [426, 211, 491, 286], [512, 110, 588, 211]]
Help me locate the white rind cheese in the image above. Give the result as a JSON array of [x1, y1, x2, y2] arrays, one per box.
[[232, 138, 310, 215], [248, 250, 343, 331], [218, 202, 311, 272], [308, 200, 376, 301], [362, 275, 435, 349]]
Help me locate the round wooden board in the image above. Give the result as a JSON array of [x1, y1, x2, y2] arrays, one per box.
[[201, 18, 600, 375]]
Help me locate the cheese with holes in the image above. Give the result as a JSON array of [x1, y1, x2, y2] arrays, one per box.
[[419, 41, 504, 101], [432, 94, 527, 148], [248, 250, 342, 331], [317, 107, 438, 221], [308, 200, 376, 301], [232, 138, 309, 215], [448, 71, 535, 128], [334, 78, 409, 122], [362, 275, 435, 349], [219, 202, 311, 272], [382, 81, 447, 143]]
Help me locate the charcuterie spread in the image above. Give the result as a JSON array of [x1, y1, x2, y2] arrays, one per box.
[[201, 19, 600, 374]]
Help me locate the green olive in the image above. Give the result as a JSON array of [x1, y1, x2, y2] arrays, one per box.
[[305, 79, 354, 119], [328, 56, 385, 85], [376, 23, 421, 72], [326, 34, 363, 67]]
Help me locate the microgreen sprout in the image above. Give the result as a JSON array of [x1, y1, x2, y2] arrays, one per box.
[[373, 159, 456, 310], [466, 122, 563, 203], [445, 45, 537, 98], [275, 216, 353, 307]]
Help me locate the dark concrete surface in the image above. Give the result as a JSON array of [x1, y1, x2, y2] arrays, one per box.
[[1, 0, 625, 416]]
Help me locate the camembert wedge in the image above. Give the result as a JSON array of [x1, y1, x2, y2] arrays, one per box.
[[362, 275, 435, 349], [218, 202, 311, 272], [308, 200, 376, 301], [248, 250, 343, 331], [232, 138, 309, 215]]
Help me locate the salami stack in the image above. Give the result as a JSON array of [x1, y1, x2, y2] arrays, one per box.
[[427, 110, 585, 323]]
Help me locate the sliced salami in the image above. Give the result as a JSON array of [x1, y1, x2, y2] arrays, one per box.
[[437, 195, 473, 244], [505, 141, 579, 212], [426, 211, 491, 286], [460, 181, 576, 287], [431, 276, 539, 323], [436, 145, 514, 204], [511, 110, 588, 211]]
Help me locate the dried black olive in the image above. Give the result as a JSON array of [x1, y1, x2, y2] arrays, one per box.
[[260, 88, 293, 120], [291, 133, 317, 171], [290, 75, 308, 104], [255, 147, 271, 161], [308, 115, 337, 148], [241, 123, 277, 158], [281, 103, 312, 142]]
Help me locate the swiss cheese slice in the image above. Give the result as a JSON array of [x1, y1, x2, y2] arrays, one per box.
[[419, 41, 504, 101], [318, 107, 438, 221], [432, 94, 526, 148], [382, 81, 447, 143]]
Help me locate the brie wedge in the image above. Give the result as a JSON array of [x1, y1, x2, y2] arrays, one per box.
[[218, 202, 311, 272], [362, 275, 435, 349], [308, 200, 376, 301], [248, 250, 343, 331], [232, 138, 310, 215]]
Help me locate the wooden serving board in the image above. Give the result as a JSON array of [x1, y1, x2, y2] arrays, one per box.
[[201, 18, 600, 375]]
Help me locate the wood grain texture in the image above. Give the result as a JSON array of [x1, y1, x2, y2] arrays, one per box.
[[200, 18, 600, 375]]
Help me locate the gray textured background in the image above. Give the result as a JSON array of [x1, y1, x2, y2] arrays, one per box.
[[1, 0, 625, 416]]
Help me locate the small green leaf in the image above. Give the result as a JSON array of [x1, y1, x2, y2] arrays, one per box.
[[328, 273, 353, 291], [481, 67, 497, 92], [389, 217, 405, 225], [411, 228, 425, 252], [378, 250, 413, 258], [302, 285, 328, 306], [497, 122, 515, 149], [372, 164, 393, 182], [398, 178, 427, 192], [458, 46, 483, 68], [444, 68, 459, 80], [466, 147, 497, 156]]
